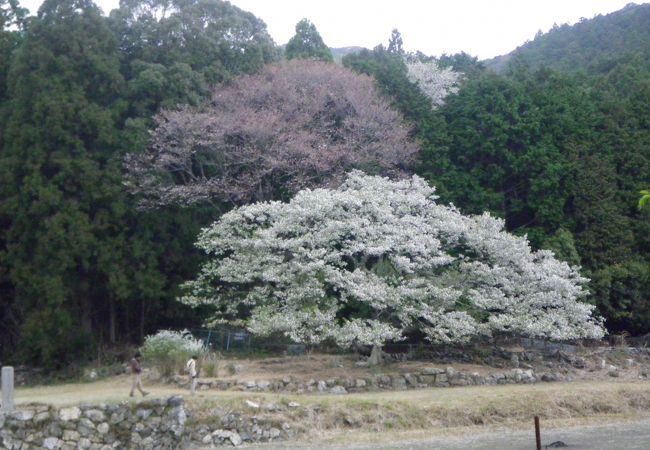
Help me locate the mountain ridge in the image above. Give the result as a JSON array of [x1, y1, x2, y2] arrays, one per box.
[[484, 2, 650, 74]]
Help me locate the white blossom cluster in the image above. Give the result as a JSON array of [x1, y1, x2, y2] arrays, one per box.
[[141, 329, 207, 376], [405, 58, 462, 107], [142, 329, 206, 359], [182, 171, 605, 348]]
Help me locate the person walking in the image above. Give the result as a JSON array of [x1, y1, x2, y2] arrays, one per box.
[[186, 355, 198, 395], [129, 352, 149, 397]]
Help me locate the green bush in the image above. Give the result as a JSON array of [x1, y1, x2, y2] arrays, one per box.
[[141, 330, 206, 377], [19, 308, 94, 370]]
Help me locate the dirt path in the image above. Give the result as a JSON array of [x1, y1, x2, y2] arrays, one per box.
[[15, 375, 650, 408]]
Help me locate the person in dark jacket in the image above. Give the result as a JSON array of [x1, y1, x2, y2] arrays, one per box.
[[129, 352, 149, 397]]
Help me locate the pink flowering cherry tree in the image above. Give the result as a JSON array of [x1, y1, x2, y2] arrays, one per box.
[[125, 60, 418, 208]]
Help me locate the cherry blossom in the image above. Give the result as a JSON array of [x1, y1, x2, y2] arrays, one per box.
[[182, 172, 605, 347]]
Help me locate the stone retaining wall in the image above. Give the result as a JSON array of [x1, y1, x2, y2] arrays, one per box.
[[184, 366, 544, 395], [1, 396, 187, 450], [179, 346, 650, 395], [0, 396, 291, 450]]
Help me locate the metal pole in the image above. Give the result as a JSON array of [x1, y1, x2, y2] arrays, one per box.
[[1, 366, 15, 414], [534, 416, 541, 450]]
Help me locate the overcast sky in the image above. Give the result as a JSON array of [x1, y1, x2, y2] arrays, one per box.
[[21, 0, 638, 59]]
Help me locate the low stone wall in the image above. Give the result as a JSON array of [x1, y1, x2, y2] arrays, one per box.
[[182, 346, 650, 395], [0, 397, 189, 450], [0, 396, 291, 450], [182, 366, 544, 395]]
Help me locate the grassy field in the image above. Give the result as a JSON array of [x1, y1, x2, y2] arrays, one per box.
[[16, 375, 650, 430], [12, 357, 650, 448], [14, 376, 650, 448]]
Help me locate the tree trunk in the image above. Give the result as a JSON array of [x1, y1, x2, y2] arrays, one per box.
[[124, 303, 130, 342], [109, 297, 116, 344], [368, 345, 384, 366], [139, 299, 145, 342], [80, 297, 93, 336]]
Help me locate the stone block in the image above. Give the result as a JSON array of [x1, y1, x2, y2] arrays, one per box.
[[42, 437, 60, 449], [83, 409, 105, 422], [10, 410, 35, 421], [1, 367, 14, 414], [34, 411, 51, 424], [60, 407, 81, 422], [135, 409, 152, 420], [391, 376, 407, 390], [62, 430, 80, 441], [230, 432, 242, 446]]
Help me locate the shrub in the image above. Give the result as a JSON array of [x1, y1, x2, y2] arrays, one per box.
[[141, 330, 206, 377], [201, 352, 220, 377], [19, 308, 95, 370]]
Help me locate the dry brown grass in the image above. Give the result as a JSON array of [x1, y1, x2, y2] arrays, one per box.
[[207, 353, 497, 381], [276, 381, 650, 431], [16, 375, 650, 441], [182, 380, 650, 437]]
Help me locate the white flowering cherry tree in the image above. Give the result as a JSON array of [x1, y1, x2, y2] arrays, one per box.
[[182, 172, 604, 351], [405, 58, 462, 107]]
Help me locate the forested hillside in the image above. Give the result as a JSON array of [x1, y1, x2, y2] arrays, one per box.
[[0, 0, 279, 367], [487, 3, 650, 74], [343, 10, 650, 337], [1, 0, 649, 369]]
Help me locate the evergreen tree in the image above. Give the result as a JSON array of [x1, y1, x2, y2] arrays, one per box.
[[110, 0, 278, 87], [0, 0, 27, 103], [285, 18, 333, 62], [0, 2, 28, 352], [387, 28, 403, 55], [0, 0, 142, 367], [343, 45, 435, 131]]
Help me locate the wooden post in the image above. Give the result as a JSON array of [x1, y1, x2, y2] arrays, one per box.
[[1, 366, 14, 414], [534, 415, 541, 450]]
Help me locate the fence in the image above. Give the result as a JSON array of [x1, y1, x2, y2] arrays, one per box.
[[183, 328, 643, 356], [187, 329, 454, 355], [188, 327, 296, 354]]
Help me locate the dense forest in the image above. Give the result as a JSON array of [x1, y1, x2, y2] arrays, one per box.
[[486, 2, 650, 74], [1, 0, 649, 368]]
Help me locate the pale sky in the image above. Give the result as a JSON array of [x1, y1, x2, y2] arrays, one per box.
[[22, 0, 638, 59]]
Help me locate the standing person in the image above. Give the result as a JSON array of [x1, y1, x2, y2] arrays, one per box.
[[186, 355, 198, 395], [129, 352, 149, 397]]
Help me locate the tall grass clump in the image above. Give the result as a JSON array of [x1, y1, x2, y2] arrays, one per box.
[[142, 330, 206, 377]]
